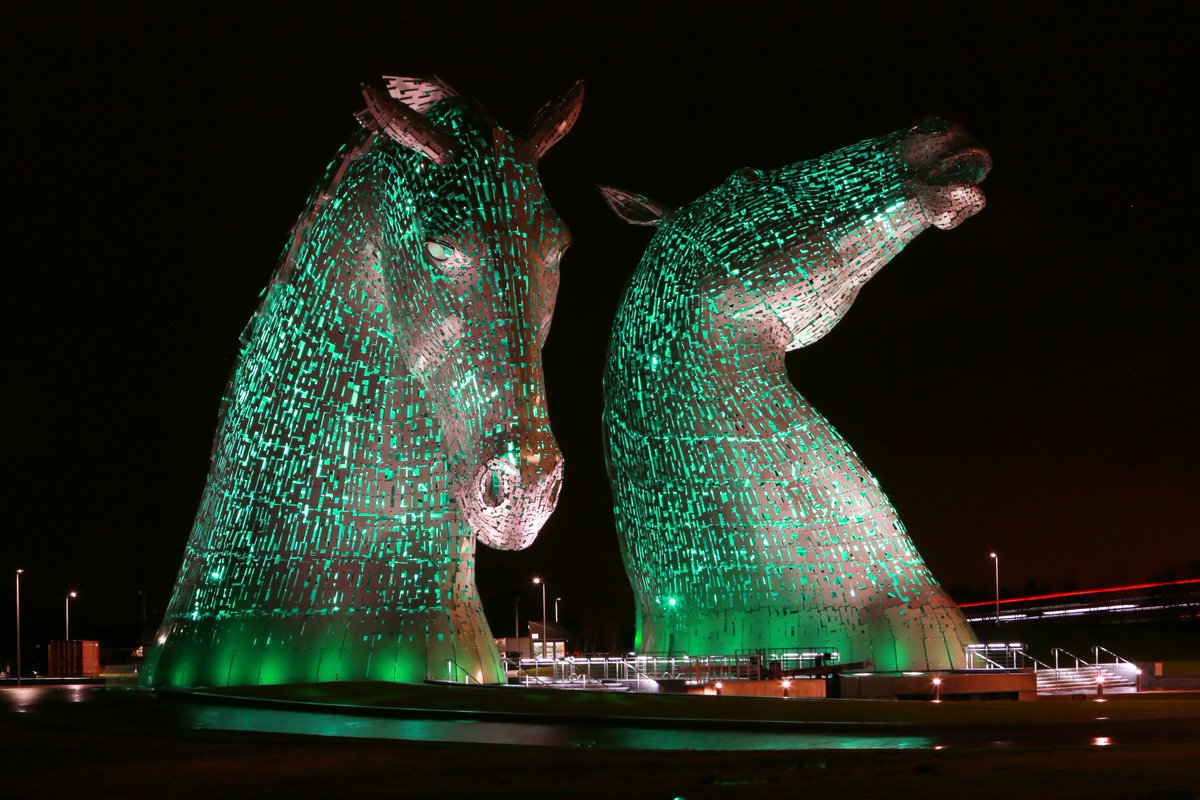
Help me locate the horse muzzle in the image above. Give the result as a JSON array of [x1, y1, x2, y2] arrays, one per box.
[[462, 430, 564, 550], [903, 117, 991, 230]]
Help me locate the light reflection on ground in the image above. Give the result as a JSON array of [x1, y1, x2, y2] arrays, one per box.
[[1, 685, 1149, 753], [187, 703, 932, 750], [0, 684, 87, 713], [2, 685, 933, 750]]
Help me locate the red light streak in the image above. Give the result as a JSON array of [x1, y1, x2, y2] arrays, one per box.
[[957, 578, 1199, 608]]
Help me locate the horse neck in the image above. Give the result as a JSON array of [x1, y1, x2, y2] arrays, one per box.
[[608, 240, 809, 439], [274, 130, 385, 287]]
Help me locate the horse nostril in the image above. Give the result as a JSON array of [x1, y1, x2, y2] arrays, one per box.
[[481, 469, 504, 508]]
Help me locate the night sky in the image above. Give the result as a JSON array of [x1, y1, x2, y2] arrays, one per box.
[[5, 3, 1194, 657]]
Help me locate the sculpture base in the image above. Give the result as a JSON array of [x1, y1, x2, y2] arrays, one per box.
[[142, 609, 504, 688], [636, 602, 977, 672]]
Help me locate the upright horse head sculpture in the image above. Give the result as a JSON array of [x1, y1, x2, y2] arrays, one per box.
[[144, 76, 580, 688], [602, 117, 989, 670]]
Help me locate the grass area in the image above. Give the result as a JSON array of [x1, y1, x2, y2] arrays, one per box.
[[192, 680, 1200, 729]]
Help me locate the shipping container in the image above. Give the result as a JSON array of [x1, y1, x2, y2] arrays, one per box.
[[48, 640, 101, 678]]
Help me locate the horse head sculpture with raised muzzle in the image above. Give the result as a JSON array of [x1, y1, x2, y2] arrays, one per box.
[[602, 117, 989, 670]]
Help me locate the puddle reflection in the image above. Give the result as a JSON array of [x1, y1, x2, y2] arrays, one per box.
[[1, 684, 89, 713]]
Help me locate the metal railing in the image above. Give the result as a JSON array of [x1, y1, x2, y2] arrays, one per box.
[[1022, 650, 1053, 671], [502, 657, 554, 687], [547, 656, 663, 690], [1032, 647, 1143, 695], [1052, 647, 1101, 674], [962, 644, 1139, 694], [443, 658, 486, 685], [509, 651, 840, 690], [1093, 645, 1138, 671], [965, 643, 1032, 669]]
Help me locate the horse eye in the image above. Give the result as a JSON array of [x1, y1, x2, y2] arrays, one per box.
[[425, 241, 452, 263], [733, 168, 762, 185]]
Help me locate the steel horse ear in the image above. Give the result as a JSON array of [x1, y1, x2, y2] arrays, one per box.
[[602, 117, 989, 670], [145, 76, 583, 688]]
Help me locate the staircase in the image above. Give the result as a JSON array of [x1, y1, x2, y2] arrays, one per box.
[[1036, 662, 1139, 695]]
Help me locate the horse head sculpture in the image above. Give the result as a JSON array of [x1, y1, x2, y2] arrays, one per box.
[[601, 117, 988, 670], [144, 76, 580, 688], [358, 78, 574, 550]]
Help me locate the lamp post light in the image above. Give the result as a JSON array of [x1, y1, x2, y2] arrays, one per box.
[[781, 679, 791, 699], [989, 552, 1000, 624], [554, 597, 561, 623], [532, 577, 546, 660], [15, 569, 23, 685], [65, 591, 78, 641], [932, 676, 943, 703]]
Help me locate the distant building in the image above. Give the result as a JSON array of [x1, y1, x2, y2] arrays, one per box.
[[497, 621, 572, 660], [528, 621, 571, 658], [495, 637, 532, 660]]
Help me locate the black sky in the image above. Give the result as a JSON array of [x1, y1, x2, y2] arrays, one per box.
[[4, 2, 1194, 655]]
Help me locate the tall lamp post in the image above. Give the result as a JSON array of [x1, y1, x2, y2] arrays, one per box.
[[532, 577, 546, 659], [15, 569, 23, 685], [989, 552, 999, 625], [554, 596, 561, 623], [65, 591, 78, 641]]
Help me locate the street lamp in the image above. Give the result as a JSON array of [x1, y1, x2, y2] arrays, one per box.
[[15, 569, 23, 685], [932, 676, 943, 703], [989, 552, 999, 624], [65, 591, 78, 641], [532, 577, 547, 659], [554, 596, 561, 623]]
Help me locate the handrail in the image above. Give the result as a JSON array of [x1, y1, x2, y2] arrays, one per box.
[[964, 642, 1031, 670], [1015, 649, 1052, 671], [966, 650, 1009, 670], [1093, 645, 1138, 669], [566, 670, 612, 689], [503, 657, 554, 687], [517, 652, 845, 688], [444, 657, 485, 685], [620, 658, 663, 691], [1052, 647, 1102, 674]]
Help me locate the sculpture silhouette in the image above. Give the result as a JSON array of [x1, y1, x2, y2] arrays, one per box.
[[145, 76, 581, 687], [602, 117, 988, 670]]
